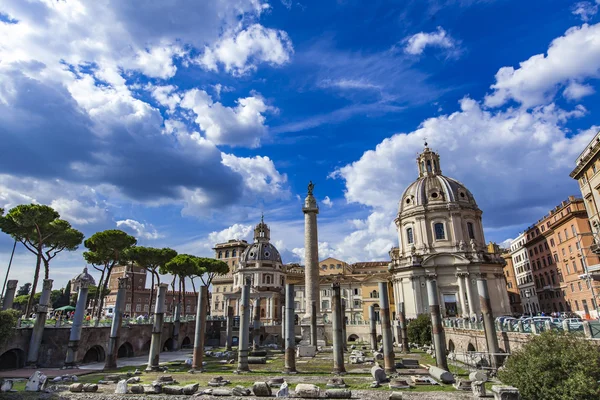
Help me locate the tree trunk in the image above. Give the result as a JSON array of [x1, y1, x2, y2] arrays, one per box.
[[181, 276, 186, 317], [25, 254, 42, 317], [96, 265, 112, 324], [190, 278, 197, 299], [149, 270, 155, 316], [91, 270, 105, 319], [43, 258, 49, 280]]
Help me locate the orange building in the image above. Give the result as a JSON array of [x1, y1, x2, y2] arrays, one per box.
[[541, 197, 600, 318], [500, 251, 522, 314]]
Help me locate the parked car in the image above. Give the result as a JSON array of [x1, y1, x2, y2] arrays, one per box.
[[564, 317, 583, 329], [104, 307, 114, 318]]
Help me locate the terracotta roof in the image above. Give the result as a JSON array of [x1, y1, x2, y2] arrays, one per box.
[[351, 261, 389, 268]]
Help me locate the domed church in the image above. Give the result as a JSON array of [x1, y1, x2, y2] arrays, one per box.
[[389, 145, 511, 318], [226, 216, 286, 323]]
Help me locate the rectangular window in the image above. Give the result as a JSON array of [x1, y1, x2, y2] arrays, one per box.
[[406, 227, 414, 244], [434, 223, 445, 240], [569, 245, 573, 254], [354, 288, 359, 295], [353, 300, 361, 308], [594, 164, 598, 174], [544, 242, 549, 250], [571, 224, 577, 236], [294, 301, 300, 309], [575, 300, 580, 310], [571, 283, 575, 292], [573, 261, 578, 272], [467, 222, 475, 239], [576, 242, 581, 250], [558, 233, 562, 243], [578, 282, 583, 291], [562, 248, 566, 256], [550, 238, 555, 247], [321, 300, 330, 309], [564, 229, 568, 239]]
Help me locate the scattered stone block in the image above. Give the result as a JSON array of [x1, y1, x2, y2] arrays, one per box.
[[325, 389, 351, 398], [200, 388, 213, 395], [25, 371, 48, 392], [252, 382, 272, 397], [349, 355, 365, 364], [276, 381, 289, 398], [389, 379, 411, 389], [212, 388, 233, 396], [326, 378, 347, 388], [69, 383, 83, 393], [97, 380, 110, 385], [158, 375, 174, 382], [401, 359, 420, 368], [104, 374, 122, 383], [163, 385, 184, 395], [469, 370, 488, 382], [143, 384, 162, 394], [115, 380, 128, 394], [250, 350, 268, 356], [248, 356, 267, 364], [453, 379, 472, 391], [428, 366, 454, 384], [232, 386, 251, 396], [183, 383, 199, 395], [126, 376, 140, 384], [373, 351, 384, 360], [134, 369, 142, 375], [297, 345, 317, 357], [82, 383, 98, 393], [268, 377, 285, 387], [1, 380, 13, 392], [472, 381, 486, 398], [295, 383, 320, 399], [410, 376, 438, 385], [209, 376, 231, 386], [491, 385, 521, 400], [389, 392, 403, 400], [130, 384, 144, 394], [371, 364, 388, 383]]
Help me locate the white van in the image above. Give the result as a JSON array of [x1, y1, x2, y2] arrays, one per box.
[[104, 307, 115, 318]]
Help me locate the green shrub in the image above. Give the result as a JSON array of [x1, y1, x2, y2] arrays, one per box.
[[0, 309, 20, 347], [498, 330, 600, 400], [407, 314, 432, 346]]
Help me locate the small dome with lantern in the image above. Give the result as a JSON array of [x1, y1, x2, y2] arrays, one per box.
[[239, 215, 282, 265]]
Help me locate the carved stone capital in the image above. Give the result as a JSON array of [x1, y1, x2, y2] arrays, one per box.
[[42, 279, 53, 291], [7, 280, 17, 290], [409, 275, 421, 281], [118, 277, 128, 289], [79, 280, 91, 290], [455, 272, 468, 278], [425, 274, 438, 281]]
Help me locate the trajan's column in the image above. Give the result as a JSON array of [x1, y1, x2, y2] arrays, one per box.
[[303, 181, 320, 323]]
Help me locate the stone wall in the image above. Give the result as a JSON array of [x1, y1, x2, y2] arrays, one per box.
[[0, 322, 197, 369]]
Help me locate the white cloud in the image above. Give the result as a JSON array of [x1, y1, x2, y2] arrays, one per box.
[[403, 27, 459, 56], [181, 89, 275, 148], [221, 153, 290, 199], [563, 81, 595, 100], [572, 1, 599, 22], [208, 224, 254, 244], [485, 22, 600, 108], [116, 219, 163, 240], [318, 79, 381, 91], [50, 198, 107, 225], [198, 24, 294, 76], [322, 196, 333, 207]]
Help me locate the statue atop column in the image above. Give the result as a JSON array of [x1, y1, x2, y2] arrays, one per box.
[[307, 181, 314, 196]]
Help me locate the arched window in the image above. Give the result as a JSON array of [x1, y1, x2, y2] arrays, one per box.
[[467, 222, 475, 240], [266, 275, 272, 284], [406, 227, 414, 244], [434, 223, 445, 240], [218, 251, 223, 259], [426, 160, 432, 172], [232, 249, 237, 257], [225, 250, 230, 258]]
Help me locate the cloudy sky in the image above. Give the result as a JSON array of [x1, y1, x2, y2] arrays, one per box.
[[1, 0, 599, 290]]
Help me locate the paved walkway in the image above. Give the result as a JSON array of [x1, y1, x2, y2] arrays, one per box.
[[0, 350, 192, 378]]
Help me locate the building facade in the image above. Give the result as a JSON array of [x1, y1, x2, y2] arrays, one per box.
[[499, 251, 522, 314], [211, 239, 249, 317], [510, 233, 538, 315], [389, 145, 510, 318]]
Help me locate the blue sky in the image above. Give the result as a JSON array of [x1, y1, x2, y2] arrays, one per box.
[[1, 0, 599, 289]]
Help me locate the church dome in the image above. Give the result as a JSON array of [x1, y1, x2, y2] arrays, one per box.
[[399, 146, 477, 214], [240, 241, 282, 264], [72, 267, 96, 286], [239, 216, 282, 265]]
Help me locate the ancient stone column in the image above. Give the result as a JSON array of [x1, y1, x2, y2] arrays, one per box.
[[331, 283, 346, 373], [281, 305, 285, 346], [303, 182, 320, 322], [477, 275, 500, 368], [284, 283, 296, 373], [172, 301, 181, 351], [2, 280, 17, 310], [398, 302, 410, 354], [457, 273, 468, 316], [378, 281, 396, 374], [64, 280, 90, 367], [426, 276, 448, 371], [192, 286, 208, 371], [341, 304, 347, 351], [253, 297, 261, 350], [146, 283, 168, 372], [226, 305, 234, 351], [237, 279, 251, 372], [26, 279, 53, 366], [105, 277, 127, 369], [465, 273, 477, 317], [310, 301, 317, 347], [369, 304, 377, 350]]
